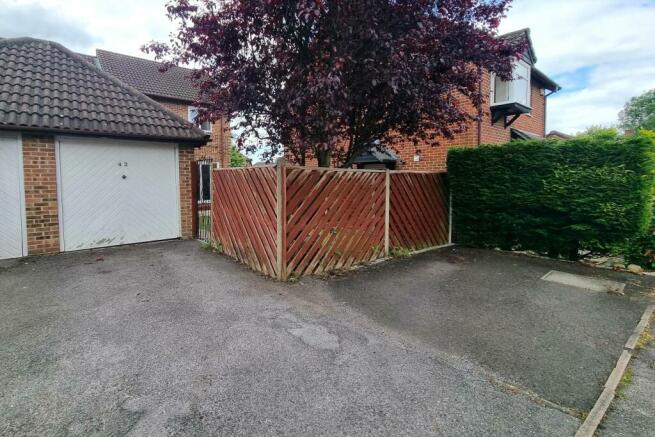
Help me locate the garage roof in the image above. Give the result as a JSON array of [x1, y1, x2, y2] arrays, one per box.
[[0, 38, 208, 144]]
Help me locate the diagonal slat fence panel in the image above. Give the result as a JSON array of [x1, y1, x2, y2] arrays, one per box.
[[211, 161, 450, 280], [212, 166, 278, 277], [390, 172, 449, 251], [285, 167, 386, 277]]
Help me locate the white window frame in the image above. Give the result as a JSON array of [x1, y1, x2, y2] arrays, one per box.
[[188, 106, 212, 134], [490, 59, 531, 109]]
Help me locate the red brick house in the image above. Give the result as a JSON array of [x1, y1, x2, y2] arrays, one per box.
[[389, 29, 560, 172], [298, 29, 561, 171], [0, 37, 208, 258]]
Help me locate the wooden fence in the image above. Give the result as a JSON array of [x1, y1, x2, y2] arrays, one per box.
[[211, 160, 450, 280]]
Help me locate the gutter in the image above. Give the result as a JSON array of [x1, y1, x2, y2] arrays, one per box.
[[0, 125, 209, 147]]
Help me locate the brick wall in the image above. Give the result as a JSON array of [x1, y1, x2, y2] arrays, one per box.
[[157, 98, 231, 167], [22, 135, 60, 255], [178, 146, 195, 239], [394, 71, 547, 171]]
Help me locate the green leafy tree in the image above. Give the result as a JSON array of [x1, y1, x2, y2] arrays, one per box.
[[576, 125, 620, 140], [639, 129, 655, 139], [619, 89, 655, 131], [230, 146, 247, 168]]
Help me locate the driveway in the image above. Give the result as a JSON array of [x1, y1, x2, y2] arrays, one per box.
[[0, 241, 651, 435]]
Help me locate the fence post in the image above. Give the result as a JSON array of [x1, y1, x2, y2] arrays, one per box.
[[276, 158, 287, 281], [448, 189, 453, 245], [384, 169, 390, 257]]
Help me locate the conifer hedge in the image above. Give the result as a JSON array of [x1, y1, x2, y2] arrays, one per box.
[[447, 136, 655, 259]]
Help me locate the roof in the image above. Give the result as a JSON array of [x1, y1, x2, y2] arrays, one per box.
[[96, 49, 198, 102], [0, 37, 208, 144], [353, 148, 398, 164], [532, 67, 560, 92], [499, 28, 560, 92], [500, 28, 537, 64], [546, 130, 573, 140], [510, 128, 543, 140], [76, 52, 98, 66]]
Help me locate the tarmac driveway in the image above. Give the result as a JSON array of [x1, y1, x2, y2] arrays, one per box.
[[0, 241, 651, 436]]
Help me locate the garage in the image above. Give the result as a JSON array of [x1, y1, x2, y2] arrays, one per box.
[[0, 38, 208, 257], [0, 133, 26, 259], [57, 137, 181, 251]]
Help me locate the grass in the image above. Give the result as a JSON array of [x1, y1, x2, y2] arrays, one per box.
[[391, 246, 412, 258], [636, 320, 653, 351], [200, 239, 223, 254], [615, 368, 634, 400]]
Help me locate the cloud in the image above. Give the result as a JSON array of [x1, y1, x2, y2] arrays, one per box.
[[3, 0, 653, 139], [500, 0, 655, 134], [3, 0, 172, 57], [0, 1, 99, 51]]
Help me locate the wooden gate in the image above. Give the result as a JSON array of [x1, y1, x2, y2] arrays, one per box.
[[212, 160, 450, 280]]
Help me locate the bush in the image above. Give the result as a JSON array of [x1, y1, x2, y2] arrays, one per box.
[[447, 135, 655, 259], [624, 233, 655, 269]]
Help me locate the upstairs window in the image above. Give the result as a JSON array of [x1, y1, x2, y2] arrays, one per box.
[[188, 106, 212, 133], [491, 60, 531, 108]]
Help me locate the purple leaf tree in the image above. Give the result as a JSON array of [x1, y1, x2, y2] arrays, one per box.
[[145, 0, 523, 167]]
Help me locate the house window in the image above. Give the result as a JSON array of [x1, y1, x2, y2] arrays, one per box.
[[188, 106, 212, 133], [490, 60, 531, 108]]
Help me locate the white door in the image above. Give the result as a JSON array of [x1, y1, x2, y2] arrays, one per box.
[[0, 133, 26, 259], [57, 137, 180, 251]]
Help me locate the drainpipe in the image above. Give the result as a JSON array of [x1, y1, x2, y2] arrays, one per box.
[[477, 72, 483, 145]]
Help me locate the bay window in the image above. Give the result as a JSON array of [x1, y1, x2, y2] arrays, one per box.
[[491, 60, 531, 108]]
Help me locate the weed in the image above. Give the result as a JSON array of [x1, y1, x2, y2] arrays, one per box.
[[636, 324, 653, 351], [616, 368, 634, 399], [200, 239, 223, 254], [391, 246, 411, 258]]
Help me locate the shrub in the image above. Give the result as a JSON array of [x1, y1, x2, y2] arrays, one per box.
[[623, 233, 655, 269], [447, 136, 655, 259]]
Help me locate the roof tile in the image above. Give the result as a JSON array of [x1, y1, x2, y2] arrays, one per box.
[[0, 37, 208, 143], [96, 49, 199, 102]]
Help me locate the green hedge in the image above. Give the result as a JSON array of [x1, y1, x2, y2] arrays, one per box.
[[447, 136, 655, 259]]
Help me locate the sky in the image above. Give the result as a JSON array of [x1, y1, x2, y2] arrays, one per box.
[[1, 0, 655, 136]]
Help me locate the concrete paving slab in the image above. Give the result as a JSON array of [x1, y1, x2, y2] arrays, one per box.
[[542, 270, 625, 294]]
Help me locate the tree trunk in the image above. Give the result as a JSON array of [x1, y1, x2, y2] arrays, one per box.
[[317, 149, 331, 167]]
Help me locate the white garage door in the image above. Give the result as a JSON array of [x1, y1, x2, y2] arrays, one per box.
[[57, 137, 180, 251], [0, 133, 26, 259]]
